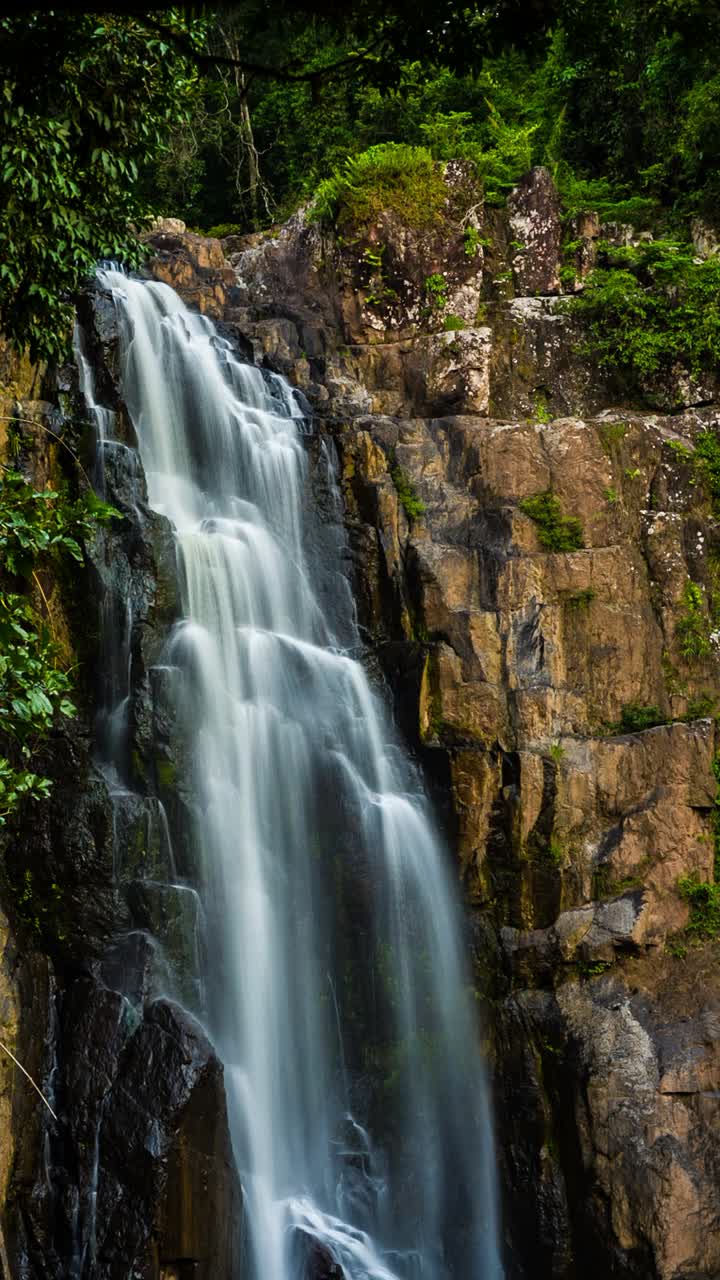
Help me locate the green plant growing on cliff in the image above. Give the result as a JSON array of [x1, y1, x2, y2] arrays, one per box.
[[463, 225, 485, 258], [669, 439, 693, 463], [532, 393, 552, 425], [391, 466, 426, 522], [693, 429, 720, 515], [576, 958, 612, 979], [204, 222, 243, 240], [310, 143, 446, 230], [678, 874, 720, 940], [424, 272, 448, 310], [569, 241, 720, 388], [617, 701, 666, 733], [0, 466, 118, 823], [564, 587, 595, 610], [519, 490, 584, 552], [676, 580, 712, 662], [443, 314, 465, 331], [685, 694, 717, 720], [598, 421, 628, 454]]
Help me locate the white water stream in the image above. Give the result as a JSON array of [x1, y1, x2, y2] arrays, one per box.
[[97, 270, 503, 1280]]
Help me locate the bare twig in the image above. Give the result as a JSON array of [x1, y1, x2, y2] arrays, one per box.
[[31, 570, 57, 644], [0, 1038, 57, 1121], [0, 415, 93, 488]]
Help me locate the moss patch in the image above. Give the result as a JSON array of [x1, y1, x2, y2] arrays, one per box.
[[310, 144, 447, 231]]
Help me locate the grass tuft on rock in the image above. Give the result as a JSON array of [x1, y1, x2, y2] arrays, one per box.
[[519, 490, 584, 552]]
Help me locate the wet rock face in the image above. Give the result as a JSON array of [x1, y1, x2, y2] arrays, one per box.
[[138, 192, 720, 1280], [7, 987, 241, 1280], [0, 282, 243, 1279]]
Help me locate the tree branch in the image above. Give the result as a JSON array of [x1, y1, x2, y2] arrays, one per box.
[[134, 14, 381, 85]]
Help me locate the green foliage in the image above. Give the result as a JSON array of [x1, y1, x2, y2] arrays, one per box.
[[576, 958, 612, 979], [205, 222, 244, 240], [0, 466, 118, 823], [618, 702, 666, 733], [532, 393, 552, 425], [310, 143, 446, 229], [0, 469, 110, 575], [463, 225, 484, 257], [685, 694, 716, 719], [424, 273, 448, 309], [391, 466, 426, 521], [519, 491, 584, 552], [131, 0, 720, 254], [668, 439, 693, 462], [564, 588, 595, 609], [693, 429, 720, 516], [676, 580, 711, 661], [548, 743, 565, 764], [604, 486, 619, 505], [546, 836, 565, 867], [0, 593, 74, 821], [570, 241, 720, 386], [598, 421, 628, 453], [443, 314, 465, 331], [0, 13, 203, 360], [556, 170, 659, 225], [678, 874, 720, 940]]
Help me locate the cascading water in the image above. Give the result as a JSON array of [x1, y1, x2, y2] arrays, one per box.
[[96, 268, 503, 1280]]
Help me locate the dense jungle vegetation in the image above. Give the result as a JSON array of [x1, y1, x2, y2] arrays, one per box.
[[2, 1, 720, 361]]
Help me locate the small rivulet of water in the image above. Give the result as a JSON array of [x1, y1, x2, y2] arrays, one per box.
[[96, 269, 504, 1280]]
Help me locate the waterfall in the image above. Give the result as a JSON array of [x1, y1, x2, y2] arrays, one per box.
[[95, 269, 503, 1280]]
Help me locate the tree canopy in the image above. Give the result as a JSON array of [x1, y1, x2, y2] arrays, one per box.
[[2, 2, 720, 360], [0, 11, 203, 361]]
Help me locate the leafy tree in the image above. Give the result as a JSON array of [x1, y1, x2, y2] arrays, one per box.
[[0, 12, 204, 361]]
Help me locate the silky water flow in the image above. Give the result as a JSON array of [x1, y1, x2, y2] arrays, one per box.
[[93, 269, 504, 1280]]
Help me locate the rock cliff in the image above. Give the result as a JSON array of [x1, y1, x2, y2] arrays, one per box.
[[1, 163, 719, 1280], [143, 167, 720, 1280]]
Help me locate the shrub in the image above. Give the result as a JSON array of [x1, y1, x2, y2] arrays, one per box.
[[309, 143, 446, 230], [618, 702, 666, 733], [424, 273, 448, 309], [205, 222, 243, 240], [0, 466, 118, 822], [519, 490, 584, 552], [556, 169, 660, 225], [693, 429, 720, 515], [463, 225, 486, 258], [676, 580, 711, 661], [532, 393, 552, 424], [443, 314, 465, 331], [685, 694, 716, 720], [391, 466, 426, 521], [678, 874, 720, 939], [570, 240, 720, 385]]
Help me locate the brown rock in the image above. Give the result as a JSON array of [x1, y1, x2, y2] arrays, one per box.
[[507, 167, 562, 296]]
